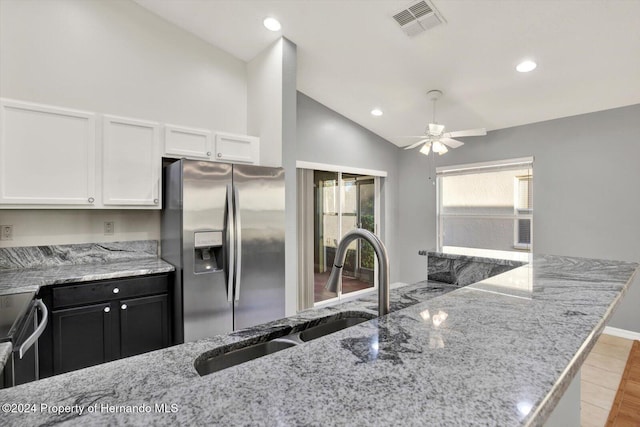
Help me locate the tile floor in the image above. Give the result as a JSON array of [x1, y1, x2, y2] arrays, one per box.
[[313, 270, 373, 303], [581, 334, 634, 427]]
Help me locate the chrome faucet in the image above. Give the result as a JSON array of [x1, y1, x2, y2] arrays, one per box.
[[325, 228, 390, 316]]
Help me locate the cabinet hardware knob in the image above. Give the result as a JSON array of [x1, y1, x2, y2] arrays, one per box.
[[121, 304, 127, 310], [113, 288, 119, 294], [88, 197, 95, 203], [104, 307, 110, 313], [154, 198, 159, 204], [206, 151, 212, 156], [217, 153, 222, 158]]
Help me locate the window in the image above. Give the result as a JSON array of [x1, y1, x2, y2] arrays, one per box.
[[514, 175, 532, 249], [436, 157, 533, 260], [297, 164, 384, 309]]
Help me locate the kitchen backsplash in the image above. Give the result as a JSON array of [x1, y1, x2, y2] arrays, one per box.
[[0, 240, 159, 270]]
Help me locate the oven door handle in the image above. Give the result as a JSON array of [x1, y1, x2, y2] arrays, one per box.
[[18, 299, 48, 360]]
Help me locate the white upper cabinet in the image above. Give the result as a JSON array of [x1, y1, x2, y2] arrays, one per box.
[[163, 124, 212, 160], [214, 132, 259, 164], [0, 99, 97, 206], [0, 98, 259, 209], [102, 115, 161, 207]]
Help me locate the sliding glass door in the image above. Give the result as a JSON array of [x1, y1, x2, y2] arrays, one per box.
[[313, 171, 377, 304]]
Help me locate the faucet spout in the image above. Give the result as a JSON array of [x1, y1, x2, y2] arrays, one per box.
[[324, 228, 390, 316]]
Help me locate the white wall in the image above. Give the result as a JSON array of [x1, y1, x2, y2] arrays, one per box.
[[0, 0, 247, 247], [296, 92, 400, 283], [398, 103, 640, 332], [246, 38, 297, 315], [247, 39, 284, 168], [0, 210, 160, 248], [281, 39, 298, 316]]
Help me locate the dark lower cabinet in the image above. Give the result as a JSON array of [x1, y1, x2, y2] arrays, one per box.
[[120, 294, 169, 358], [38, 273, 172, 378], [52, 303, 114, 374]]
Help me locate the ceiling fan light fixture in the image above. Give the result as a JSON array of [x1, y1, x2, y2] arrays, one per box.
[[516, 60, 537, 73], [419, 142, 431, 155], [432, 140, 447, 154]]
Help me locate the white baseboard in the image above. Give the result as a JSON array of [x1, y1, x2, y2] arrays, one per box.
[[603, 326, 640, 341]]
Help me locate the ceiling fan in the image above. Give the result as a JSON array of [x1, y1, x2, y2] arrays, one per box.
[[403, 90, 486, 155]]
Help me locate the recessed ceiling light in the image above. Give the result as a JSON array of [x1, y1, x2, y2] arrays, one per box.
[[516, 60, 537, 73], [263, 17, 281, 32], [371, 109, 383, 116]]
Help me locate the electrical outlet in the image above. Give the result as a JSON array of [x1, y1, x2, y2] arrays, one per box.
[[1, 225, 13, 241], [104, 221, 114, 236]]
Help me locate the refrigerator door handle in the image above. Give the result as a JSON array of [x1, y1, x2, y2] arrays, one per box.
[[226, 184, 235, 302], [234, 185, 242, 301]]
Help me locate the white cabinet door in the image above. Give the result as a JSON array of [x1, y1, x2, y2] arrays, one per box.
[[0, 99, 96, 205], [164, 124, 212, 160], [214, 132, 259, 164], [102, 115, 160, 207]]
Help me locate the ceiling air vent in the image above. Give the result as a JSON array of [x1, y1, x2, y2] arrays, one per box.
[[392, 0, 445, 37]]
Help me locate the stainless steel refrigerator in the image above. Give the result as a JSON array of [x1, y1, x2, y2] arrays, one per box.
[[161, 159, 285, 343]]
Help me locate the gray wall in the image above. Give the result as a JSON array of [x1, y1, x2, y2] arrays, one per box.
[[398, 103, 640, 332], [296, 92, 400, 282]]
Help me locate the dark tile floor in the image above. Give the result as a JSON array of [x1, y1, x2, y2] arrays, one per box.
[[313, 270, 373, 303]]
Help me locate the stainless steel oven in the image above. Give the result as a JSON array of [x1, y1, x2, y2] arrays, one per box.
[[1, 292, 49, 388]]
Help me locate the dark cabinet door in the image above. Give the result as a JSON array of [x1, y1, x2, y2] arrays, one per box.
[[52, 302, 114, 375], [119, 294, 169, 358]]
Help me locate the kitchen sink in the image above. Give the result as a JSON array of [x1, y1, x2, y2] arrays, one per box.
[[194, 340, 296, 376], [195, 312, 374, 376], [298, 316, 371, 342]]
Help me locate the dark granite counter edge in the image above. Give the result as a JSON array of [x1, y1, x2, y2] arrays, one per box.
[[0, 342, 12, 373], [426, 250, 527, 266]]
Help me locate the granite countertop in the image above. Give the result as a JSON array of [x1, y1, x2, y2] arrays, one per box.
[[0, 241, 175, 296], [0, 258, 176, 296], [0, 254, 636, 426]]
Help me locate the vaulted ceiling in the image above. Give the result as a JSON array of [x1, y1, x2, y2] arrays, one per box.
[[135, 0, 640, 146]]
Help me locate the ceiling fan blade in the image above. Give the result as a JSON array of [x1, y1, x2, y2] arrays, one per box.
[[402, 139, 429, 150], [444, 128, 486, 138], [440, 138, 464, 148], [429, 123, 445, 135], [398, 135, 429, 138]]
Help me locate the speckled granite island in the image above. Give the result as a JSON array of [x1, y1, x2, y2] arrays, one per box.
[[0, 253, 636, 426]]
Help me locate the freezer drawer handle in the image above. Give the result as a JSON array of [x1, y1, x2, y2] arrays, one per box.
[[226, 184, 235, 302], [234, 185, 242, 301], [18, 299, 48, 360]]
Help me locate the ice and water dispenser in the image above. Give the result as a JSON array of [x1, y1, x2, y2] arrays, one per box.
[[193, 231, 224, 273]]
